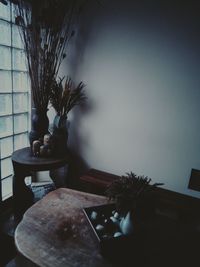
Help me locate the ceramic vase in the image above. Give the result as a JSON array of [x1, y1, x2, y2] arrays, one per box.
[[120, 211, 134, 235], [29, 108, 49, 146], [52, 114, 68, 156]]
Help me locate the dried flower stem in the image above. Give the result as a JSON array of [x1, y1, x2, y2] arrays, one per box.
[[13, 0, 85, 111], [50, 76, 86, 117]]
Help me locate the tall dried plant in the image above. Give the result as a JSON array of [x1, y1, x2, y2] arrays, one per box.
[[10, 0, 86, 111], [50, 77, 86, 117]]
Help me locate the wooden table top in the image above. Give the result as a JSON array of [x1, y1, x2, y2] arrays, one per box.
[[15, 188, 112, 267], [12, 147, 68, 170]]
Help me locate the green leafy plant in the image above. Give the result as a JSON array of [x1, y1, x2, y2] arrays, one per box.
[[106, 172, 163, 215], [49, 76, 86, 117]]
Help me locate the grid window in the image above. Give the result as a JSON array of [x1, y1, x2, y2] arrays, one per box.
[[0, 2, 30, 201]]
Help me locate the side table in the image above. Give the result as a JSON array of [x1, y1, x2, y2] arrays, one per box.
[[12, 147, 69, 222]]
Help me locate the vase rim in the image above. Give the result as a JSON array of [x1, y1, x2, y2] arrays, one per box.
[[56, 113, 67, 118], [32, 107, 49, 112]]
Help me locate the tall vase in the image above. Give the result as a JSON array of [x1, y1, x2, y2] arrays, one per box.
[[52, 114, 68, 156], [29, 108, 49, 146]]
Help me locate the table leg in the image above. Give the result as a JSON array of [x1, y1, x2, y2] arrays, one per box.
[[12, 163, 34, 222]]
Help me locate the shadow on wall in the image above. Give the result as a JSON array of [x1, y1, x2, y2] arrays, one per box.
[[67, 103, 94, 188], [65, 0, 200, 196], [68, 1, 102, 78], [66, 1, 101, 185]]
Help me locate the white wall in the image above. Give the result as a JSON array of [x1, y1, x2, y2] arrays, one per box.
[[58, 0, 200, 197]]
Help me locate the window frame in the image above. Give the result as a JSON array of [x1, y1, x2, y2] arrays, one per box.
[[0, 2, 31, 207]]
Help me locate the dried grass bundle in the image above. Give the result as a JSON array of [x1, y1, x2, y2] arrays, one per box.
[[50, 77, 86, 117], [10, 0, 86, 111]]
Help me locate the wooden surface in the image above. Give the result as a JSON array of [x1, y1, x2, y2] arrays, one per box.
[[15, 188, 112, 267], [80, 168, 200, 216], [12, 147, 69, 221], [80, 168, 119, 195], [12, 147, 68, 170]]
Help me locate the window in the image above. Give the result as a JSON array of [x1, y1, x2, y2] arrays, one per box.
[[0, 2, 30, 201]]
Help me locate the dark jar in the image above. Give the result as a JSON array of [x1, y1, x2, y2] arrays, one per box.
[[29, 108, 49, 146], [52, 114, 68, 156]]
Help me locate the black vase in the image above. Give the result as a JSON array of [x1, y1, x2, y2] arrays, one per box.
[[52, 114, 68, 156], [29, 108, 49, 145]]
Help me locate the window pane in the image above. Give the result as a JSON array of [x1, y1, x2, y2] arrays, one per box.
[[0, 3, 10, 21], [11, 3, 31, 23], [14, 113, 28, 133], [13, 71, 29, 92], [14, 133, 29, 150], [13, 93, 28, 113], [0, 20, 11, 46], [0, 70, 12, 92], [2, 176, 13, 201], [0, 94, 12, 115], [0, 46, 11, 69], [11, 2, 21, 23], [0, 136, 13, 159], [0, 115, 13, 138], [12, 24, 23, 49], [1, 157, 12, 178], [12, 48, 27, 71], [0, 3, 31, 202]]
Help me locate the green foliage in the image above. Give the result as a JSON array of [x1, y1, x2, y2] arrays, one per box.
[[106, 172, 163, 214]]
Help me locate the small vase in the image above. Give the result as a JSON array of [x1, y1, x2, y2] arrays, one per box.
[[120, 211, 134, 235], [29, 108, 49, 146], [52, 114, 68, 156]]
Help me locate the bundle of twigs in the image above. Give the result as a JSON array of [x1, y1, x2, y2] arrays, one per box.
[[50, 76, 86, 117], [11, 0, 85, 111]]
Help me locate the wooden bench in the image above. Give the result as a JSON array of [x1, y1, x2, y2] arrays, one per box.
[[79, 168, 119, 195], [80, 168, 200, 219]]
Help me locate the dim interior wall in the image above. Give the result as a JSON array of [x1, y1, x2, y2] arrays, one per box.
[[48, 0, 200, 198]]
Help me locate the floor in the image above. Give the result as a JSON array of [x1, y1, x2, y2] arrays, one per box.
[[0, 182, 56, 267], [0, 222, 16, 267], [4, 259, 16, 267]]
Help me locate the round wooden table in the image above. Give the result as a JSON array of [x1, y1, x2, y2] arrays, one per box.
[[12, 147, 69, 221]]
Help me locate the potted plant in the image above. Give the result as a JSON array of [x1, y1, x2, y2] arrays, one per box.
[[8, 0, 86, 145], [105, 172, 163, 234], [49, 76, 86, 155]]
